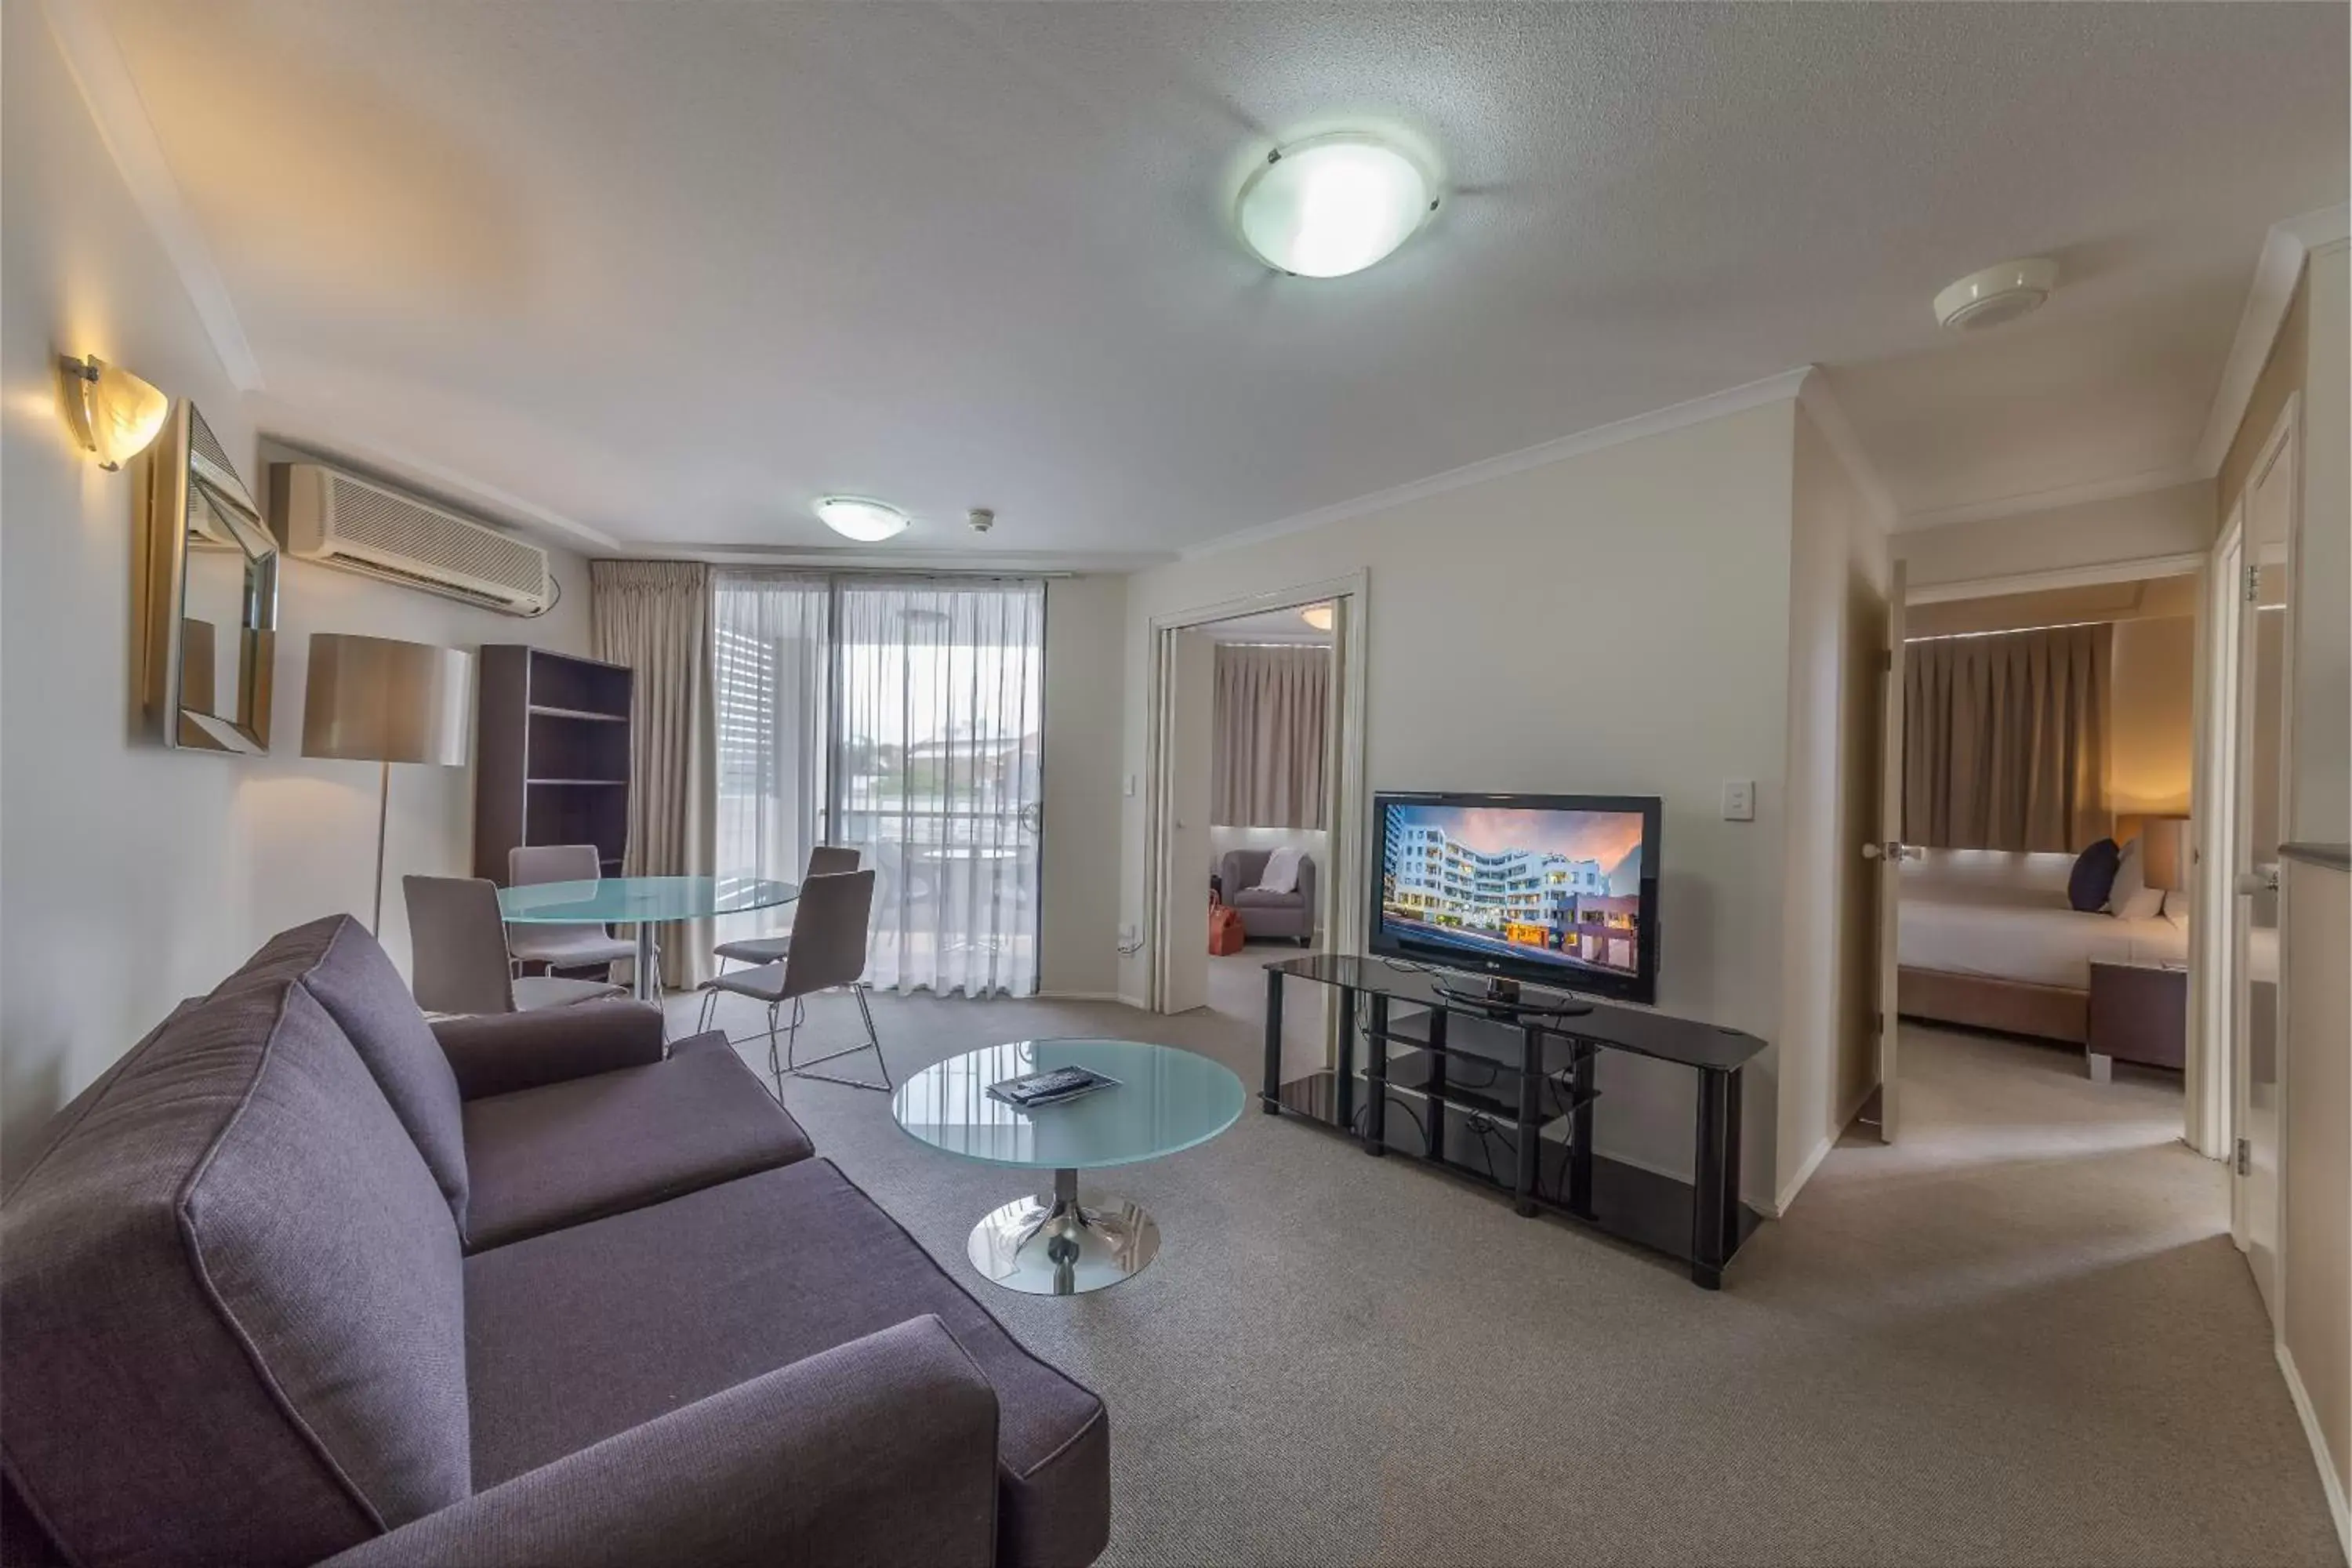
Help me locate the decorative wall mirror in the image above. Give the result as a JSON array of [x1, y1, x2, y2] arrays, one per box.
[[139, 401, 278, 752]]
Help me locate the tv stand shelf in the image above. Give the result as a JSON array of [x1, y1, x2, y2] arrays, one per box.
[[1261, 954, 1767, 1289]]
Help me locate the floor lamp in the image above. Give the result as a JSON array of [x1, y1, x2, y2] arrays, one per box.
[[302, 633, 473, 933]]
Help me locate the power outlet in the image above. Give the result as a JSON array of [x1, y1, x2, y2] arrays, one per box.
[[1722, 779, 1756, 822]]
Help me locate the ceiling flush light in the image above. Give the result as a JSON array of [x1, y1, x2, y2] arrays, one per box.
[[1298, 603, 1334, 631], [1933, 257, 2059, 332], [58, 354, 169, 470], [1236, 132, 1437, 278], [814, 495, 910, 542]]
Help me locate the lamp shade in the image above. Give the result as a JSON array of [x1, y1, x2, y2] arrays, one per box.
[[301, 633, 470, 766], [2141, 815, 2190, 892]]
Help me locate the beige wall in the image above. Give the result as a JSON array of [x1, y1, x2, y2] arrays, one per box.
[[2288, 243, 2347, 846], [1118, 401, 1802, 1203], [1038, 573, 1127, 996], [2, 5, 590, 1175], [1784, 405, 1889, 1203], [2218, 245, 2349, 1537], [2108, 615, 2197, 817], [1895, 479, 2217, 592]]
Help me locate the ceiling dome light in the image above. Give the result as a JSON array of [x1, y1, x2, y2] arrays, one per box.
[[814, 495, 910, 542], [1236, 133, 1436, 278], [1298, 603, 1334, 632], [1933, 257, 2059, 332]]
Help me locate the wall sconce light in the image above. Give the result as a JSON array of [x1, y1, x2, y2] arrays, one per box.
[[58, 354, 168, 470]]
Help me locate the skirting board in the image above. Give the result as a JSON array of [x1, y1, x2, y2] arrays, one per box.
[[1033, 990, 1134, 1004], [2278, 1341, 2352, 1559], [1771, 1082, 1878, 1218]]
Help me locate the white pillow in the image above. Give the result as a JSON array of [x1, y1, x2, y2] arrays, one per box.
[[2107, 837, 2165, 920], [1252, 847, 1304, 895]]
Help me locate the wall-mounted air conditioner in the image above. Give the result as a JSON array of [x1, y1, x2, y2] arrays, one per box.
[[268, 462, 554, 617]]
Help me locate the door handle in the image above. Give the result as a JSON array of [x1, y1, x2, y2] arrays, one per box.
[[2235, 864, 2280, 895], [1862, 841, 1915, 862]]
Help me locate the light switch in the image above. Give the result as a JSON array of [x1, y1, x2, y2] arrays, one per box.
[[1722, 779, 1755, 822], [1123, 773, 1138, 797]]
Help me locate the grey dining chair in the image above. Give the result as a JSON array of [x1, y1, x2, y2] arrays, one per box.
[[405, 874, 626, 1016], [709, 845, 860, 975], [506, 844, 635, 973], [694, 869, 887, 1094]]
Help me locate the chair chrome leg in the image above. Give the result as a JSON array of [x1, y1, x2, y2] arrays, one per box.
[[764, 1000, 784, 1094], [789, 982, 892, 1093]]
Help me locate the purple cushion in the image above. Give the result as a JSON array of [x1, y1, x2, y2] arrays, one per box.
[[217, 916, 470, 1227], [0, 980, 470, 1568], [463, 1159, 1109, 1568], [2067, 838, 2122, 913], [460, 1039, 815, 1250]]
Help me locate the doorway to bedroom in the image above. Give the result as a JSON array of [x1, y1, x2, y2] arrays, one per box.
[[1143, 577, 1368, 1096], [1889, 567, 2201, 1144]]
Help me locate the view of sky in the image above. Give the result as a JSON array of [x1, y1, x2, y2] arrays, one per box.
[[1394, 804, 1646, 874]]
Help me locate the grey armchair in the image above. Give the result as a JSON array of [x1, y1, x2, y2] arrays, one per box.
[[1218, 848, 1317, 946]]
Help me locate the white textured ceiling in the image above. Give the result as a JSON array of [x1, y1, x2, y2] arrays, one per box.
[[88, 2, 2349, 557]]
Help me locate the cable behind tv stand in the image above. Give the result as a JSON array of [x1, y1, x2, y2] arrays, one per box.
[[1259, 953, 1767, 1289]]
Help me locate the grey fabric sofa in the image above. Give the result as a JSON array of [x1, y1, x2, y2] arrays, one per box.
[[1, 914, 1109, 1568], [1219, 847, 1317, 944]]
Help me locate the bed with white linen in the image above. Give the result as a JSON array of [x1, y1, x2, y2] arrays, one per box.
[[1896, 850, 2187, 1044]]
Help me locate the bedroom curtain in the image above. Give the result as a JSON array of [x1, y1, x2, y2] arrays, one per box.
[[1211, 644, 1330, 829], [1904, 623, 2112, 854], [589, 559, 716, 988]]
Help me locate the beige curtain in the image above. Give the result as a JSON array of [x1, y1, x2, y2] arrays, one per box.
[[590, 560, 716, 989], [1904, 623, 2112, 853], [1212, 644, 1329, 829]]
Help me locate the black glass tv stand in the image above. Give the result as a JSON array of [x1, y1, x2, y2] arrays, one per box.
[[1261, 954, 1769, 1289]]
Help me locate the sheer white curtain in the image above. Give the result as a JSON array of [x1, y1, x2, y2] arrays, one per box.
[[711, 573, 829, 955], [833, 579, 1043, 997]]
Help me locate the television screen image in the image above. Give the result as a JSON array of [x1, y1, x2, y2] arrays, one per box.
[[1371, 793, 1661, 1004]]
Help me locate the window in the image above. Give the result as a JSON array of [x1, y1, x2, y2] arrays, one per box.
[[712, 573, 1045, 997]]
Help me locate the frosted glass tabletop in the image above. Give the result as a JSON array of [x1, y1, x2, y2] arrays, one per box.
[[497, 874, 797, 924], [892, 1040, 1246, 1171]]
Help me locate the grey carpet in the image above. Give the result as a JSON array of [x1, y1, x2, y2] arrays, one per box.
[[669, 986, 2343, 1567]]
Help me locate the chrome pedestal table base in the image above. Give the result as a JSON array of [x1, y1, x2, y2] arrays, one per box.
[[967, 1167, 1160, 1296]]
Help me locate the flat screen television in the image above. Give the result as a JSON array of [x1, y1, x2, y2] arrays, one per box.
[[1369, 791, 1662, 1006]]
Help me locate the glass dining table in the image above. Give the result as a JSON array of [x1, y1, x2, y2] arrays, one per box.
[[497, 874, 799, 1003]]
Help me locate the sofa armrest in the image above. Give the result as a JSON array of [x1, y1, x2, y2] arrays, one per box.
[[1298, 853, 1318, 924], [316, 1316, 1000, 1568], [431, 1000, 668, 1099]]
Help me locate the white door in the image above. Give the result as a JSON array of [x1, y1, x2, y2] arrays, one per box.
[[1866, 559, 1909, 1142], [2230, 411, 2295, 1320], [1154, 627, 1215, 1014]]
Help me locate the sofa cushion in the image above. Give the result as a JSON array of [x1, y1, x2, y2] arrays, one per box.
[[463, 1159, 1108, 1568], [0, 980, 471, 1568], [1227, 887, 1302, 909], [459, 1035, 815, 1251], [218, 915, 470, 1227]]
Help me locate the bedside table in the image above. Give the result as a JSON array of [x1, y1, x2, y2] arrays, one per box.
[[2086, 960, 2187, 1081]]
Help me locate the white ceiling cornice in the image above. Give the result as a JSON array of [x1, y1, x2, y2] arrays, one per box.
[[42, 0, 262, 390], [1182, 366, 1814, 561], [1898, 465, 2208, 533], [615, 542, 1174, 576], [2190, 203, 2349, 478], [1794, 369, 1899, 532]]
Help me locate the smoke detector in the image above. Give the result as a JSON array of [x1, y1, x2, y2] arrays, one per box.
[[967, 507, 995, 534], [1934, 257, 2058, 332]]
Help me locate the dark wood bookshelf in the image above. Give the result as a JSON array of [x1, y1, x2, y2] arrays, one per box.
[[474, 646, 633, 884]]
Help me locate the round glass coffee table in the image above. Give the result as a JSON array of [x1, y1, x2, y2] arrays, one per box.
[[891, 1040, 1245, 1296]]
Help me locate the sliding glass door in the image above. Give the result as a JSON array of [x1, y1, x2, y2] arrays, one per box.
[[711, 572, 1044, 997]]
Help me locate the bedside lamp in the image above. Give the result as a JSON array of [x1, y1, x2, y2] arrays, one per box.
[[302, 633, 472, 932], [2141, 815, 2189, 917]]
